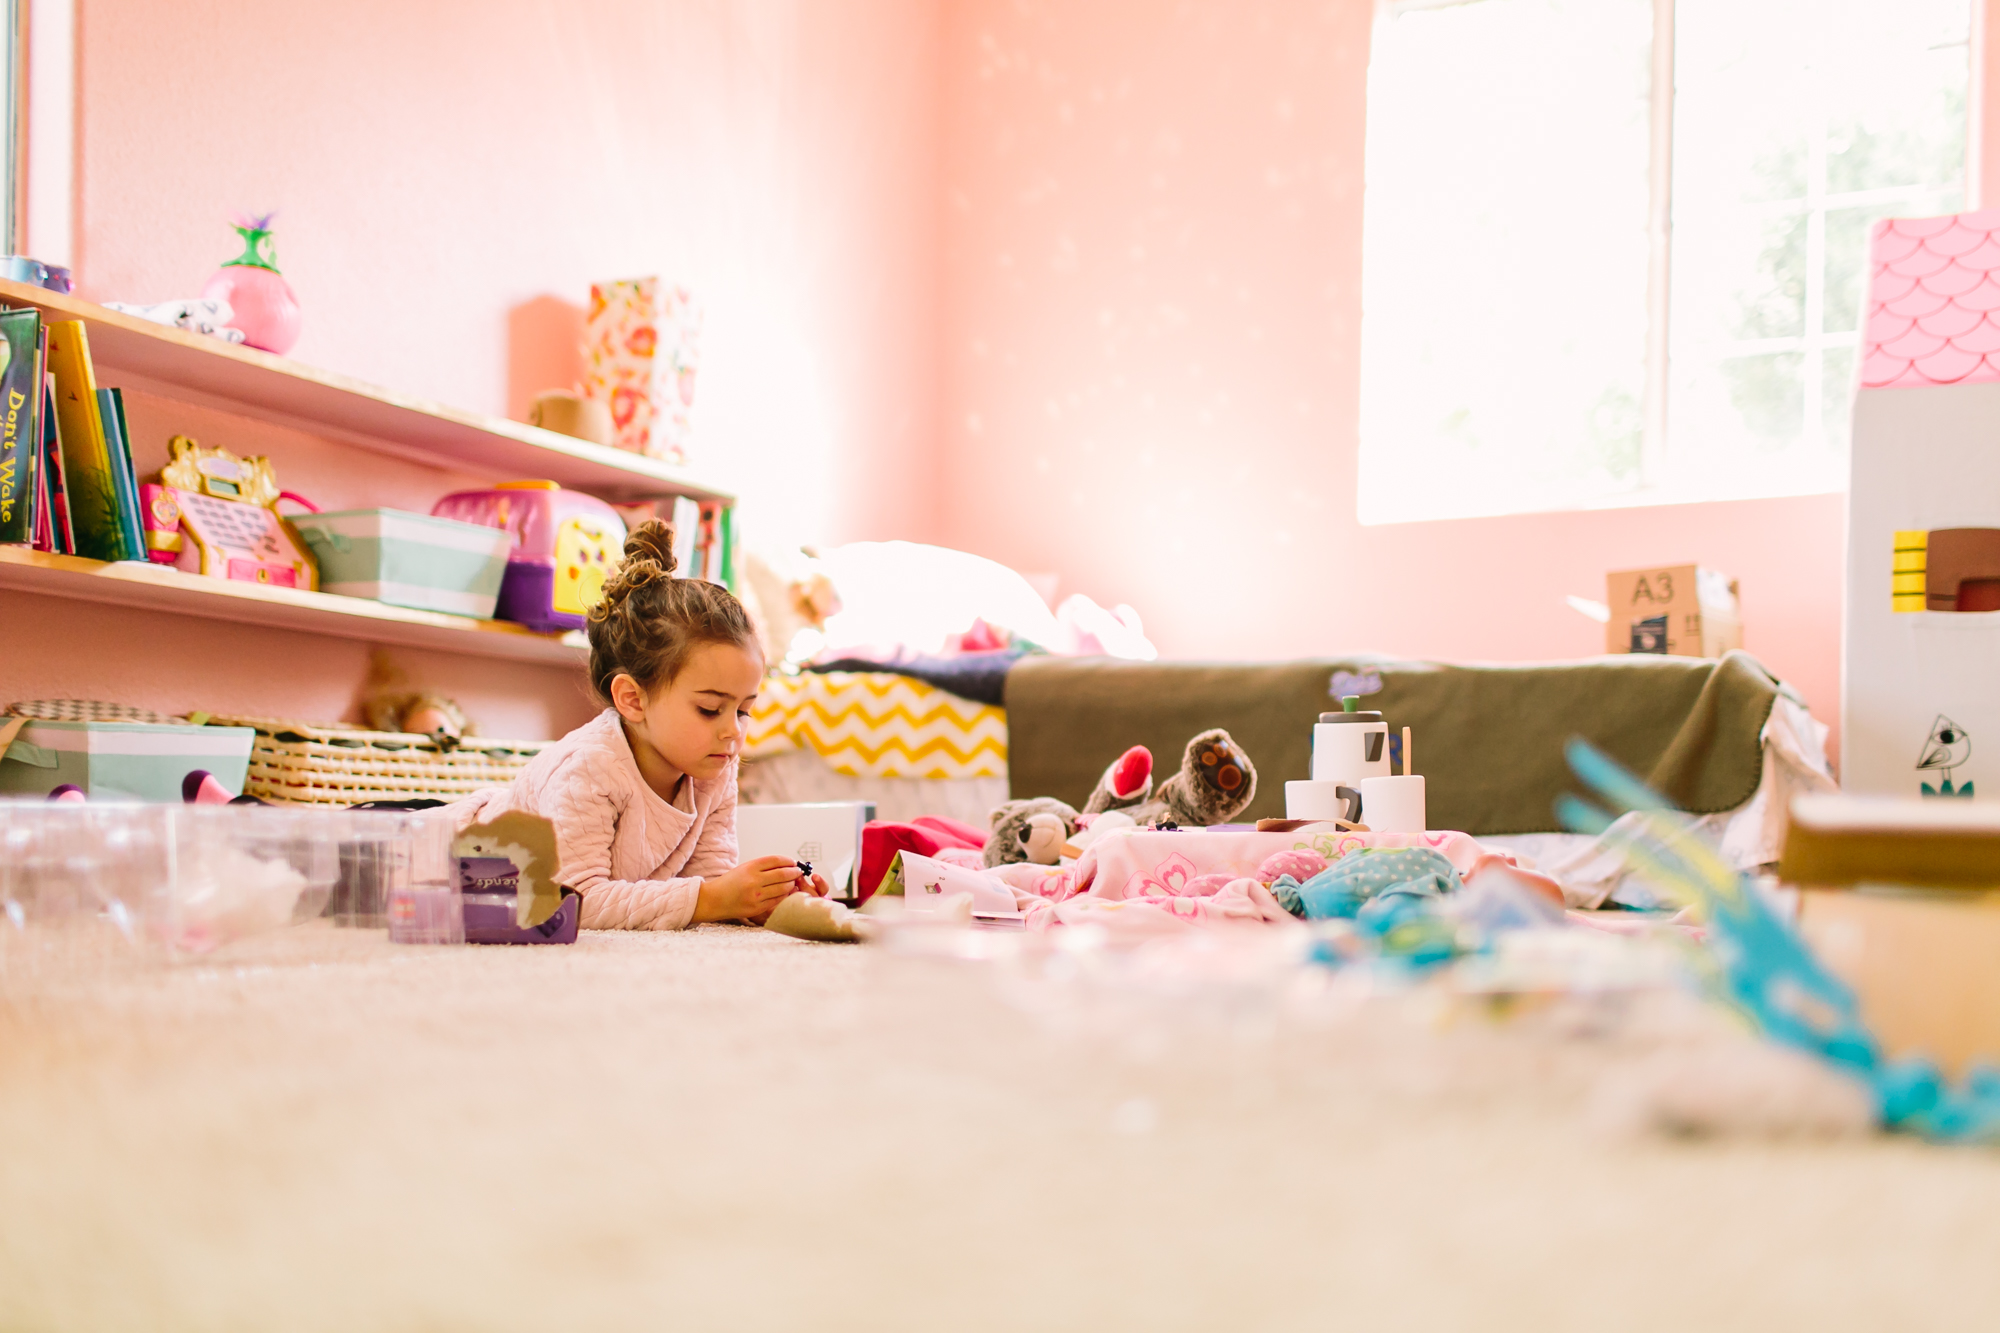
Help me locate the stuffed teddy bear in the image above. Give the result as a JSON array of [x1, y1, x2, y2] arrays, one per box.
[[986, 730, 1259, 866], [983, 796, 1081, 867], [1082, 745, 1153, 815], [1118, 728, 1257, 828]]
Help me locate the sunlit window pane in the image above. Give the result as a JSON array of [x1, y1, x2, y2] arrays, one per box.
[[1664, 0, 1968, 500], [1821, 344, 1855, 453], [1359, 0, 1653, 524], [1822, 206, 1883, 334]]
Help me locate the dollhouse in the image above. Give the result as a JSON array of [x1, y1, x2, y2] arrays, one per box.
[[1845, 209, 2000, 796]]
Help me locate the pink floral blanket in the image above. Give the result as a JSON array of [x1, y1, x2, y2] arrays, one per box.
[[927, 827, 1560, 934]]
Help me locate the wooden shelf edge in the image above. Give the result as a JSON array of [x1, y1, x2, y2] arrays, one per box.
[[0, 546, 589, 666], [0, 278, 736, 504]]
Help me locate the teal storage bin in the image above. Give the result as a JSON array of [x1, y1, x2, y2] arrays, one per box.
[[293, 509, 514, 619], [0, 720, 256, 801]]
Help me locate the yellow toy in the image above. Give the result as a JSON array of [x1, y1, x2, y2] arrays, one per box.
[[429, 480, 628, 632], [148, 435, 318, 590]]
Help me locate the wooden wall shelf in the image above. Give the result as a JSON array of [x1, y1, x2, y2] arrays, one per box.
[[0, 547, 588, 666], [0, 278, 733, 503]]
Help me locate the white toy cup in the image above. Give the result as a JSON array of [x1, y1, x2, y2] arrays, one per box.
[[1358, 775, 1426, 834], [1312, 706, 1391, 784], [1285, 780, 1362, 822]]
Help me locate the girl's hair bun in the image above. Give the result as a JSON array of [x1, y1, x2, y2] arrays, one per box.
[[585, 513, 756, 705], [623, 518, 679, 576]]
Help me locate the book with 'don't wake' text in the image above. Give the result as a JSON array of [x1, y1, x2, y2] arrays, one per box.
[[0, 307, 44, 546]]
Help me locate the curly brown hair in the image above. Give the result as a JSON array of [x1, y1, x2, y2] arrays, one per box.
[[586, 519, 759, 704]]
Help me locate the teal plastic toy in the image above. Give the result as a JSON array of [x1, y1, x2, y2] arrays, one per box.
[[1558, 738, 2000, 1143]]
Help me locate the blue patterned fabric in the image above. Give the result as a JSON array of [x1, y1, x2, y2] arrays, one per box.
[[1272, 847, 1465, 920]]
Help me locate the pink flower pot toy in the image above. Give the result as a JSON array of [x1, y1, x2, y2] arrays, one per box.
[[201, 212, 302, 356]]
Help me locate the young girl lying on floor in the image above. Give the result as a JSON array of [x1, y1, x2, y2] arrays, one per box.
[[453, 520, 826, 929]]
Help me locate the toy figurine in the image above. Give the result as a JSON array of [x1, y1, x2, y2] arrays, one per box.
[[364, 692, 471, 748], [139, 484, 184, 565], [983, 797, 1080, 867]]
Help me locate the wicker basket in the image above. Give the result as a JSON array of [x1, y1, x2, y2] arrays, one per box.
[[205, 715, 548, 807]]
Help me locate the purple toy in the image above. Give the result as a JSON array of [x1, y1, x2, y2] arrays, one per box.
[[430, 481, 627, 632], [463, 890, 581, 945], [457, 855, 580, 945]]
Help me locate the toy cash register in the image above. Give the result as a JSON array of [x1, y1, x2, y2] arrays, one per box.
[[141, 435, 318, 590]]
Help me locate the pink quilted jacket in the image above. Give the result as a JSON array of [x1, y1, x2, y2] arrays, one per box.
[[451, 708, 739, 930]]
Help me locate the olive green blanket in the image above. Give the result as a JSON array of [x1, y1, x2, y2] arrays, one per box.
[[1003, 651, 1787, 835]]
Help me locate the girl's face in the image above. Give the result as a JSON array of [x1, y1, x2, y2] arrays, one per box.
[[610, 640, 764, 785]]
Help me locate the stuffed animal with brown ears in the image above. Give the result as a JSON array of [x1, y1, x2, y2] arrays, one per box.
[[1126, 728, 1257, 828]]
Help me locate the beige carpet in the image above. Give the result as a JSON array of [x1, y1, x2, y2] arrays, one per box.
[[2, 922, 1998, 1331]]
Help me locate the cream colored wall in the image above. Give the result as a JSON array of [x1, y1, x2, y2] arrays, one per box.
[[3, 0, 945, 736]]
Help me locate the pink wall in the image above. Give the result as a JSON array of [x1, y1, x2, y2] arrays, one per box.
[[17, 0, 1987, 759], [76, 0, 944, 554], [936, 0, 1849, 754], [3, 0, 945, 738]]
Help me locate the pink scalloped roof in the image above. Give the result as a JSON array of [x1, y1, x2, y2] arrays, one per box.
[[1863, 209, 2000, 389]]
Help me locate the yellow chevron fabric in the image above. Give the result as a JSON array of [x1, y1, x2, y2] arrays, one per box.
[[746, 671, 1008, 779]]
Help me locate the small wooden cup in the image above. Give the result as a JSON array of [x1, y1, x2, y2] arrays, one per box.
[[528, 390, 614, 446]]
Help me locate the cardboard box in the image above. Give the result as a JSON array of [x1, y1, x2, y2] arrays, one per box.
[[0, 719, 255, 801], [1777, 795, 2000, 1077], [582, 276, 702, 464], [1797, 888, 2000, 1078], [1779, 793, 2000, 889], [1605, 564, 1742, 658]]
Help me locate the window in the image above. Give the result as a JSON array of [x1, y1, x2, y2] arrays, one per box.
[[1358, 0, 1972, 524], [1, 0, 16, 255]]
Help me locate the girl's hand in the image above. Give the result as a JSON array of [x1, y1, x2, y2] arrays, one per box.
[[694, 855, 807, 924], [802, 871, 831, 899]]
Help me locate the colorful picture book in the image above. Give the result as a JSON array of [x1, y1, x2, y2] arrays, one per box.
[[46, 319, 137, 561], [691, 499, 733, 586], [669, 495, 699, 576], [0, 308, 44, 546], [2, 312, 145, 561], [37, 374, 70, 553], [96, 387, 144, 560]]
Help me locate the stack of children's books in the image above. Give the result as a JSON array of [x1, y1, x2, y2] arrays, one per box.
[[0, 309, 148, 562], [671, 494, 732, 585], [612, 495, 732, 586]]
